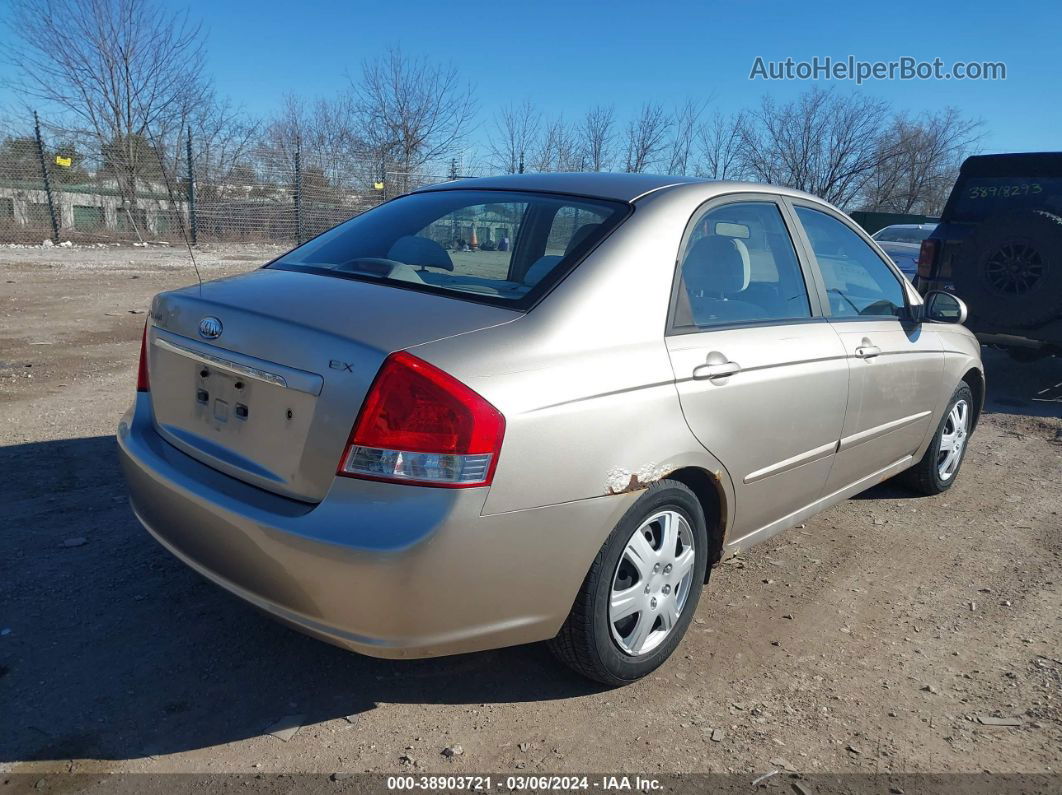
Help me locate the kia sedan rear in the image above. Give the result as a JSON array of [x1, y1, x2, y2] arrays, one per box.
[[119, 173, 983, 685]]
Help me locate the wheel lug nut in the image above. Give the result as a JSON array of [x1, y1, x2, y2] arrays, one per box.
[[644, 585, 651, 594], [653, 563, 660, 573], [663, 585, 671, 595], [650, 597, 657, 609], [664, 564, 672, 574]]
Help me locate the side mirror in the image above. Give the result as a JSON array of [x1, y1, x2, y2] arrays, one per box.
[[923, 290, 968, 324]]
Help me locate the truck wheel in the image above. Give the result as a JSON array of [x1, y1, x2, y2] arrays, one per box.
[[953, 209, 1062, 328], [548, 481, 708, 686]]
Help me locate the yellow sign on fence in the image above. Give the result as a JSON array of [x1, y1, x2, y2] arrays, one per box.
[[55, 155, 72, 168], [373, 181, 384, 191]]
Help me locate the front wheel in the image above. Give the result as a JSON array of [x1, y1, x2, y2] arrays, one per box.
[[902, 383, 974, 495], [548, 480, 709, 686]]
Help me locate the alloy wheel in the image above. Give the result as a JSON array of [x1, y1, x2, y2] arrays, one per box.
[[937, 400, 970, 481]]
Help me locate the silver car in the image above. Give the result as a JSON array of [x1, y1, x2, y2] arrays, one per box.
[[118, 174, 983, 685]]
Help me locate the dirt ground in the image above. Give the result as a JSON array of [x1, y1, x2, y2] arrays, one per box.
[[1, 244, 1060, 780]]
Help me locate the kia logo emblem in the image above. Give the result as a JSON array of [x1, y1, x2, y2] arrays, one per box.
[[198, 317, 223, 339]]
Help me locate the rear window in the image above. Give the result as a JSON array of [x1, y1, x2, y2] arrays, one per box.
[[268, 189, 627, 308], [874, 225, 935, 243], [947, 177, 1062, 222]]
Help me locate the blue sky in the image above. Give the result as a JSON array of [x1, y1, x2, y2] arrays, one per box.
[[2, 0, 1059, 156]]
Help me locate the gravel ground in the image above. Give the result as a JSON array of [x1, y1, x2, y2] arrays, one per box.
[[1, 245, 1060, 779]]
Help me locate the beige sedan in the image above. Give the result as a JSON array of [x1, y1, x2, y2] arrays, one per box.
[[119, 173, 983, 685]]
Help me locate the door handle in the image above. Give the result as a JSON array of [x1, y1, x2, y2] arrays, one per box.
[[854, 339, 882, 359], [692, 352, 741, 381]]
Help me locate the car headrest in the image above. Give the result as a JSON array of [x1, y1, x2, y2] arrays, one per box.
[[387, 236, 454, 271], [565, 223, 601, 256], [681, 236, 751, 296], [524, 255, 563, 286]]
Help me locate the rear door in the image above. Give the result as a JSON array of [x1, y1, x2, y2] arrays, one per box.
[[788, 202, 943, 493], [665, 195, 850, 544]]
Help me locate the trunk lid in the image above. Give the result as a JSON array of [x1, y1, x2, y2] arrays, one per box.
[[146, 268, 519, 502]]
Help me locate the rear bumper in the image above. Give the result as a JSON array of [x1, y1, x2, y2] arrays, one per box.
[[117, 394, 633, 658]]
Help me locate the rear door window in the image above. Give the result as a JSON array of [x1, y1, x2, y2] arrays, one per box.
[[673, 200, 812, 330]]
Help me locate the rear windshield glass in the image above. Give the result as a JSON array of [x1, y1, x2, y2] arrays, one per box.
[[947, 177, 1062, 222], [268, 189, 628, 308], [874, 226, 935, 243]]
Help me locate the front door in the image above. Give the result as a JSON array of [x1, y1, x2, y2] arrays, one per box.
[[665, 197, 850, 543], [790, 204, 943, 493]]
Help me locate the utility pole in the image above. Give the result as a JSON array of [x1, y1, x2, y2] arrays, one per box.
[[185, 129, 197, 246], [294, 136, 303, 245], [33, 111, 60, 243]]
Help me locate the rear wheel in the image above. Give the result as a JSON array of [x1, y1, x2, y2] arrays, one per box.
[[902, 383, 974, 495], [548, 480, 708, 686]]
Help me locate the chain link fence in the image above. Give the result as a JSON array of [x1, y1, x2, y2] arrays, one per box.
[[0, 114, 462, 247]]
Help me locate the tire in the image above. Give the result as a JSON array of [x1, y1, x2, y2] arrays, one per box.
[[902, 383, 974, 496], [953, 209, 1062, 328], [548, 480, 709, 686]]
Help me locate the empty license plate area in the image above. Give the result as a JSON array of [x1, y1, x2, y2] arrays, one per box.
[[195, 366, 249, 425], [149, 333, 321, 492]]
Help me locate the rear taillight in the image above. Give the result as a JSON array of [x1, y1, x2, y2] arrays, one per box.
[[136, 323, 150, 392], [338, 352, 505, 488], [917, 238, 939, 280]]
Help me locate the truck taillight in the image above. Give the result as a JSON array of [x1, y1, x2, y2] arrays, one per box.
[[917, 238, 939, 279], [136, 323, 150, 392], [338, 352, 505, 488]]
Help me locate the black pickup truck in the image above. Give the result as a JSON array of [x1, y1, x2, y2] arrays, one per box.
[[916, 152, 1062, 360]]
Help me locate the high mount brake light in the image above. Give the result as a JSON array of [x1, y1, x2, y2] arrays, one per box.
[[337, 352, 505, 488]]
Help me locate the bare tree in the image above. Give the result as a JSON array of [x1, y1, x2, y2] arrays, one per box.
[[258, 93, 374, 198], [261, 95, 306, 172], [556, 123, 585, 172], [457, 149, 487, 179], [738, 87, 891, 207], [6, 0, 209, 203], [532, 116, 582, 172], [624, 103, 672, 173], [487, 100, 541, 174], [862, 108, 982, 214], [304, 97, 359, 188], [172, 93, 259, 192], [578, 104, 615, 172], [353, 46, 475, 192], [697, 111, 747, 180], [666, 99, 704, 175]]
